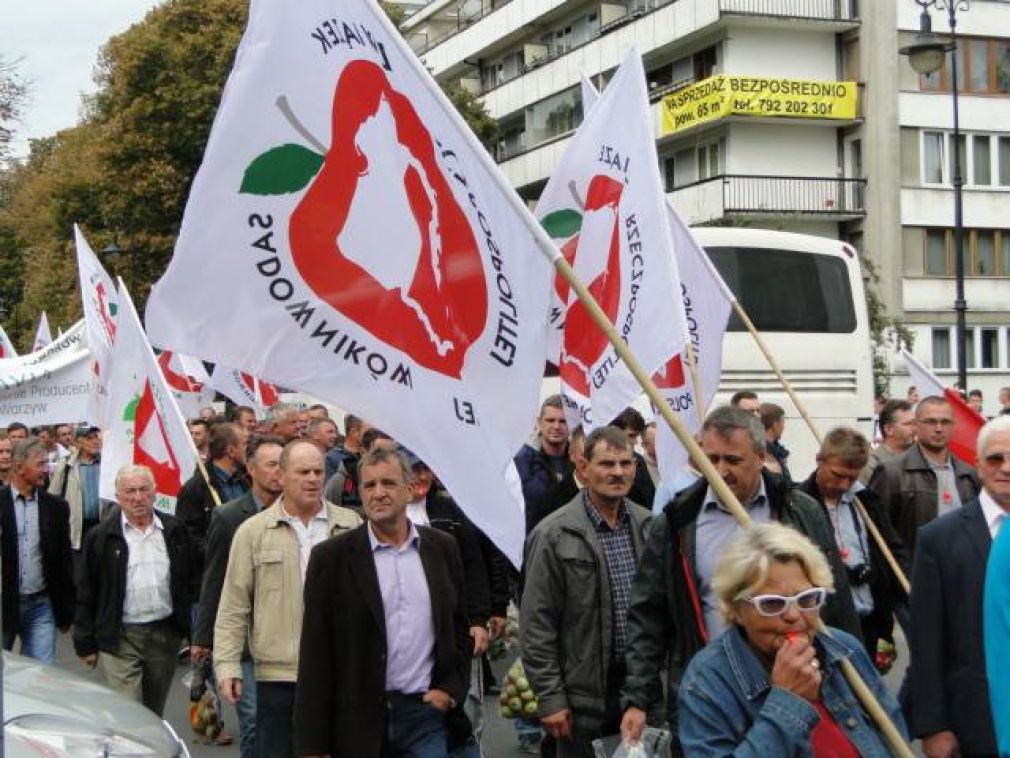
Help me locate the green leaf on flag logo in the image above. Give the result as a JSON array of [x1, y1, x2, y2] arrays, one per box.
[[122, 394, 140, 422], [240, 144, 325, 195], [541, 209, 582, 239]]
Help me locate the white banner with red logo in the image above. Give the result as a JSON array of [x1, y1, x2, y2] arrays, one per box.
[[653, 204, 734, 483], [901, 348, 983, 466], [208, 365, 280, 411], [74, 225, 119, 423], [33, 311, 53, 353], [154, 350, 216, 419], [0, 325, 18, 359], [101, 283, 198, 514], [144, 0, 554, 564], [0, 321, 95, 427], [536, 50, 685, 431]]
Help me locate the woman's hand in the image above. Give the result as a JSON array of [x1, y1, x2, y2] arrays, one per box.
[[770, 635, 821, 703]]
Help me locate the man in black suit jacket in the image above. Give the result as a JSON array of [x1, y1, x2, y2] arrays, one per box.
[[906, 416, 1010, 756], [1, 437, 75, 663], [295, 446, 471, 757]]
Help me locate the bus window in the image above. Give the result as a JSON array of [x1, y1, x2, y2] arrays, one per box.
[[706, 246, 857, 333]]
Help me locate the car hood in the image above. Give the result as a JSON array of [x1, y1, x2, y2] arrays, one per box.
[[3, 652, 183, 756]]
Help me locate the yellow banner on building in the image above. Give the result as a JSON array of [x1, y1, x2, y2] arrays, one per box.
[[661, 75, 858, 134]]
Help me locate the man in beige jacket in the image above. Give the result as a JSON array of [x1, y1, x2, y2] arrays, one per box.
[[215, 439, 361, 757]]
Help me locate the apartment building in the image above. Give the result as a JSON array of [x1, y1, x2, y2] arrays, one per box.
[[402, 0, 1010, 412]]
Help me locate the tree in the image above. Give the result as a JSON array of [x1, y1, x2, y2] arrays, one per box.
[[0, 56, 28, 166]]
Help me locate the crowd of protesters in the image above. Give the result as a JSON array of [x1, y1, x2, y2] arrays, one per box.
[[1, 384, 1008, 757]]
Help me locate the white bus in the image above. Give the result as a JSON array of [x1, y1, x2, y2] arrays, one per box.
[[541, 227, 875, 477]]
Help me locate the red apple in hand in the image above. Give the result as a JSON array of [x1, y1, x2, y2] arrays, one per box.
[[288, 60, 488, 379]]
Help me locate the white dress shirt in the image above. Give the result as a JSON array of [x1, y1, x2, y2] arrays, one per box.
[[980, 488, 1010, 540], [121, 513, 173, 623]]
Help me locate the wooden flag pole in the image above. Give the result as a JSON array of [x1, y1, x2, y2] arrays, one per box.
[[731, 301, 911, 594], [552, 256, 913, 758], [683, 341, 707, 428], [196, 458, 222, 507]]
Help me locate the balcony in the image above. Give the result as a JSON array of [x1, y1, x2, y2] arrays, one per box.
[[669, 174, 867, 224]]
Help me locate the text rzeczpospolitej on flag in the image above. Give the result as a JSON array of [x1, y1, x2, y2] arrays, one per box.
[[145, 0, 554, 564], [535, 50, 686, 431]]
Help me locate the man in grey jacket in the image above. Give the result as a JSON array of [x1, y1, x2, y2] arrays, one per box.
[[521, 426, 652, 758]]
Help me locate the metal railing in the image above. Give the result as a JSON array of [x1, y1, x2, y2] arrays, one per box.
[[718, 0, 859, 21], [674, 174, 866, 216]]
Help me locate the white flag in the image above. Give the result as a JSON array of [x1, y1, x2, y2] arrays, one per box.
[[653, 205, 734, 483], [536, 50, 686, 430], [208, 365, 280, 411], [155, 350, 216, 419], [0, 325, 17, 359], [32, 312, 52, 352], [101, 282, 199, 514], [74, 225, 119, 423], [144, 0, 555, 564]]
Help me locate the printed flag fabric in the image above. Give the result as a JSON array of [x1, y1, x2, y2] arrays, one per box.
[[0, 324, 18, 359], [32, 311, 52, 352], [74, 225, 119, 423], [101, 282, 198, 515], [902, 349, 983, 466], [155, 350, 216, 420], [535, 49, 685, 431], [144, 0, 555, 564], [653, 203, 733, 484], [208, 365, 281, 411], [984, 517, 1010, 756]]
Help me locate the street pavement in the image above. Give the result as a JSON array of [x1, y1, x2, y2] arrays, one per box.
[[45, 628, 916, 757]]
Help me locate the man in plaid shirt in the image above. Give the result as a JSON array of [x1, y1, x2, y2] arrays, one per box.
[[521, 426, 653, 758]]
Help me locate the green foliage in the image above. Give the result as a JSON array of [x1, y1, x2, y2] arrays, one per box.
[[0, 56, 29, 166], [860, 254, 914, 396], [440, 81, 498, 153]]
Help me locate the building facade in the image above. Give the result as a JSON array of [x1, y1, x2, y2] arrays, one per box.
[[402, 0, 1010, 414]]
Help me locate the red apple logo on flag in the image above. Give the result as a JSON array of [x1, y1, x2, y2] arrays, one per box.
[[653, 353, 687, 390], [240, 60, 489, 379], [157, 351, 204, 394], [133, 379, 184, 497], [551, 175, 625, 397], [239, 372, 279, 407], [94, 281, 117, 343]]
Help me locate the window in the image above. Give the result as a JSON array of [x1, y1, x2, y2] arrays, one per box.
[[708, 247, 856, 333], [525, 87, 581, 146], [662, 156, 676, 193], [919, 37, 1010, 94], [918, 228, 1010, 277], [925, 229, 948, 275], [920, 130, 1010, 187], [981, 328, 999, 369], [966, 329, 976, 369], [973, 135, 992, 185], [923, 131, 944, 183], [932, 328, 952, 370]]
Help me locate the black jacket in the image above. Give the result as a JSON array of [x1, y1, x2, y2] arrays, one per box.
[[905, 498, 996, 754], [72, 507, 198, 657], [621, 471, 861, 729], [514, 442, 573, 534], [0, 486, 76, 634], [425, 491, 490, 625], [797, 475, 909, 648], [193, 491, 262, 648], [295, 524, 472, 756], [175, 464, 248, 575]]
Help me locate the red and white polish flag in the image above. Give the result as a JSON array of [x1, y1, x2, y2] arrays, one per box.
[[143, 0, 555, 564], [536, 50, 686, 431], [902, 348, 984, 466], [208, 365, 281, 411], [100, 281, 199, 514], [155, 350, 216, 420]]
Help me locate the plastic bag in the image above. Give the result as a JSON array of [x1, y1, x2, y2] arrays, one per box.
[[592, 727, 672, 758]]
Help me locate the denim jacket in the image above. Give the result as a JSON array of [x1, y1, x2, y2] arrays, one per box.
[[678, 624, 907, 757]]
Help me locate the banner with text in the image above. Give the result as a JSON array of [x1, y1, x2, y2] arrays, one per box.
[[0, 321, 95, 426], [661, 75, 857, 134]]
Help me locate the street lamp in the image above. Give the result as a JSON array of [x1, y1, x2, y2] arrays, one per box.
[[99, 241, 138, 294], [900, 0, 969, 394]]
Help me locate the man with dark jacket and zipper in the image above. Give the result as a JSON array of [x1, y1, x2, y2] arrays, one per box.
[[73, 464, 197, 716], [522, 426, 653, 758], [797, 427, 909, 660], [515, 394, 573, 534], [619, 405, 861, 746]]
